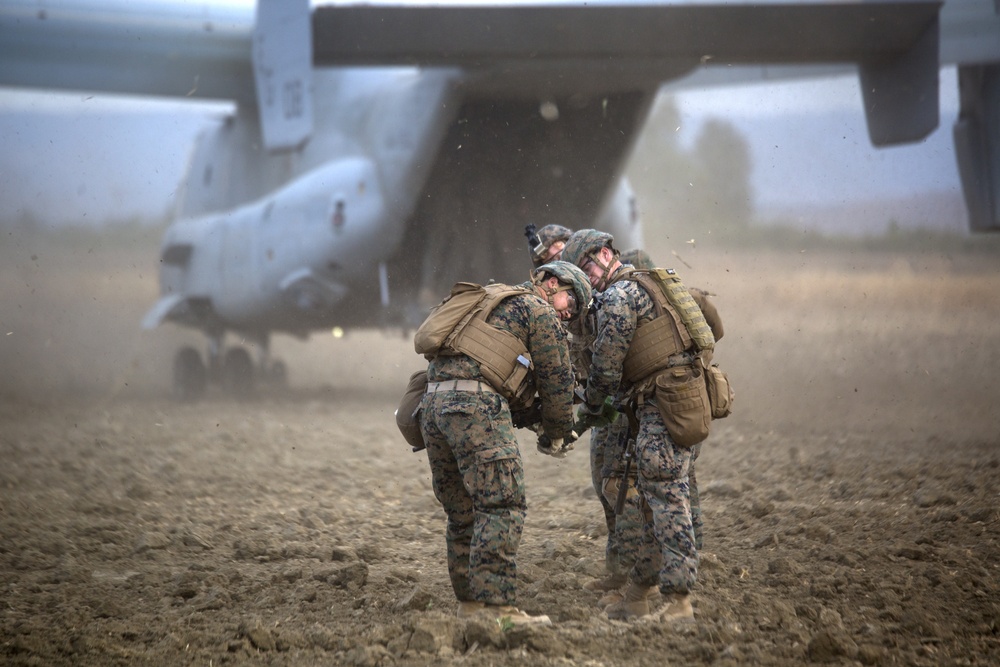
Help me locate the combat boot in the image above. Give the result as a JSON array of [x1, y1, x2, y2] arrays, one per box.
[[487, 605, 552, 626], [605, 582, 654, 620], [456, 601, 486, 618], [597, 588, 623, 610], [583, 573, 627, 592], [458, 601, 552, 626], [598, 584, 657, 610], [647, 593, 694, 623]]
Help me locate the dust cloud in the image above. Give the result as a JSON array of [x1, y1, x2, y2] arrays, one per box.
[[1, 225, 999, 666]]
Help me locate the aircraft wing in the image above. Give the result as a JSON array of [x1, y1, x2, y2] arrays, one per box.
[[2, 0, 942, 146], [311, 1, 942, 147], [2, 0, 997, 231]]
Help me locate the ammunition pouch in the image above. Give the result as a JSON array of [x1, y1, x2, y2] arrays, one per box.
[[705, 363, 735, 419], [652, 365, 711, 448], [395, 370, 428, 452]]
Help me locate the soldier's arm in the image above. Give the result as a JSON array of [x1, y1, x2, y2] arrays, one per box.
[[528, 304, 576, 440], [584, 286, 636, 407]]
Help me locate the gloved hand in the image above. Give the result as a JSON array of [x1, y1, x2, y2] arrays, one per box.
[[537, 435, 575, 459], [575, 396, 621, 431]]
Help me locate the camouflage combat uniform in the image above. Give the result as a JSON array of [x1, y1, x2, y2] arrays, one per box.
[[570, 266, 646, 581], [584, 266, 704, 596], [420, 284, 575, 606], [596, 285, 723, 560]]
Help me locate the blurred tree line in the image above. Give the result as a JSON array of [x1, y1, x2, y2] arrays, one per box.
[[626, 94, 752, 244]]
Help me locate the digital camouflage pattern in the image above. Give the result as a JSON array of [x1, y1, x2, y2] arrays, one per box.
[[590, 417, 643, 577], [630, 402, 698, 594], [426, 283, 575, 439], [573, 255, 716, 589], [560, 228, 615, 269], [572, 258, 645, 580], [420, 284, 575, 605], [531, 224, 574, 267], [586, 265, 700, 596], [533, 261, 593, 324], [421, 390, 525, 604]]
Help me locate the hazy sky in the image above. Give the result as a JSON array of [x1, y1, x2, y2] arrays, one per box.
[[672, 68, 961, 210], [0, 20, 963, 228]]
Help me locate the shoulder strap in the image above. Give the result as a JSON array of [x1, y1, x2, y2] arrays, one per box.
[[448, 285, 535, 406]]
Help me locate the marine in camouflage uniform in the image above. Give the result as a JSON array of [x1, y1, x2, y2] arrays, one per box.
[[418, 261, 589, 624], [530, 224, 574, 268], [571, 251, 647, 593], [589, 249, 720, 605], [563, 231, 724, 623]]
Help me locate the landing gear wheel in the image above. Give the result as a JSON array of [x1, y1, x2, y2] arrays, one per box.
[[173, 347, 207, 402], [223, 347, 255, 399]]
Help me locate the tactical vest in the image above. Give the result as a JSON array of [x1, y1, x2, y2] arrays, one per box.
[[421, 283, 537, 409], [614, 268, 715, 386]]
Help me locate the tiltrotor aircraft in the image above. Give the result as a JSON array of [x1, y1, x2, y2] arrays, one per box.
[[1, 0, 998, 399]]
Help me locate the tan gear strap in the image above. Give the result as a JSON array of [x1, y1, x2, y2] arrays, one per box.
[[616, 269, 714, 386], [445, 284, 537, 409]]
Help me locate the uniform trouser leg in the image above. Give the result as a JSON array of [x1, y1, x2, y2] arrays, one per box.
[[425, 435, 476, 601], [630, 404, 698, 595], [422, 392, 525, 606], [466, 458, 525, 605], [690, 442, 703, 551], [590, 426, 619, 573], [601, 475, 645, 575], [594, 418, 635, 576]]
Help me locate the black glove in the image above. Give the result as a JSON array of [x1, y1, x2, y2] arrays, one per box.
[[511, 402, 542, 430]]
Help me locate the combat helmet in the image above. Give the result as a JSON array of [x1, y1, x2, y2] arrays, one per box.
[[620, 248, 655, 270], [533, 260, 593, 322], [531, 224, 574, 266], [561, 229, 619, 291]]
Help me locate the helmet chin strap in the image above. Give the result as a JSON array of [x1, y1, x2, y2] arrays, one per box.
[[533, 277, 571, 311], [590, 251, 615, 292]]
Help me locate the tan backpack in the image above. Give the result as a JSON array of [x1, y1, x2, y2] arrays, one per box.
[[412, 282, 536, 410], [413, 283, 488, 356]]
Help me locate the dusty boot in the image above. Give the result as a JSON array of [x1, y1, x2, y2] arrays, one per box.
[[456, 601, 486, 618], [487, 605, 552, 626], [605, 582, 654, 620], [648, 593, 694, 623], [597, 588, 624, 610], [584, 573, 627, 592], [598, 584, 657, 610]]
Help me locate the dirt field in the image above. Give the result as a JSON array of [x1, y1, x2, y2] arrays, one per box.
[[1, 226, 999, 666]]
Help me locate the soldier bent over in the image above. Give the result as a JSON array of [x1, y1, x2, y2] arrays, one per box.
[[416, 261, 592, 626], [563, 230, 724, 624]]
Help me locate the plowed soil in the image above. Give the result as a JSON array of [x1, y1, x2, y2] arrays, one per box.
[[2, 226, 999, 666]]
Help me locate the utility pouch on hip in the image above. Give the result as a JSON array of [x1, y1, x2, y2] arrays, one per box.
[[653, 366, 710, 448], [705, 364, 735, 419], [396, 370, 428, 452]]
